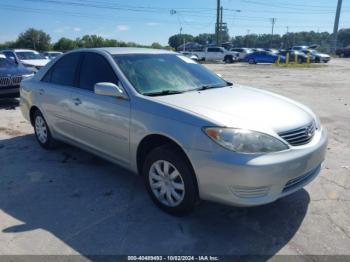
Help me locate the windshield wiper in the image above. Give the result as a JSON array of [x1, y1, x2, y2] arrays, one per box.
[[143, 90, 185, 97], [196, 81, 233, 91]]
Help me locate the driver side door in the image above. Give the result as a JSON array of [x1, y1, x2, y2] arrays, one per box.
[[69, 52, 131, 165]]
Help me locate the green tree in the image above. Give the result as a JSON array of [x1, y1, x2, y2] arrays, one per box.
[[0, 41, 16, 49], [16, 28, 51, 51], [150, 42, 163, 49], [53, 37, 77, 51], [337, 28, 350, 47], [76, 35, 105, 48], [168, 34, 194, 49], [103, 38, 119, 47], [194, 33, 215, 45]]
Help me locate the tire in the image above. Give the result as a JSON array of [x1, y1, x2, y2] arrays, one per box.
[[142, 145, 198, 216], [224, 56, 233, 63], [33, 110, 56, 149], [315, 57, 320, 63], [248, 58, 256, 64]]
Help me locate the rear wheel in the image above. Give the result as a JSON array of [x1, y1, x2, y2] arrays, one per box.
[[33, 110, 56, 149], [143, 145, 198, 215], [248, 58, 256, 64]]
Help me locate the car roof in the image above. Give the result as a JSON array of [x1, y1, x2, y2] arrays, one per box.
[[13, 49, 39, 52], [83, 47, 175, 55]]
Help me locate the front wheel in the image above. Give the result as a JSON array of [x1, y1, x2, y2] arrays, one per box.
[[224, 56, 233, 63], [143, 145, 198, 215], [33, 110, 56, 149]]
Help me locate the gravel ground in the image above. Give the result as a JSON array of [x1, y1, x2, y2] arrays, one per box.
[[0, 59, 349, 257]]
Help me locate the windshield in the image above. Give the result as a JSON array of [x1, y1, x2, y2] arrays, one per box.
[[113, 54, 228, 95], [0, 57, 17, 68], [16, 51, 46, 60]]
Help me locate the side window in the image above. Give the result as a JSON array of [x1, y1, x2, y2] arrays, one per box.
[[79, 53, 118, 91], [48, 53, 81, 86], [207, 48, 215, 52]]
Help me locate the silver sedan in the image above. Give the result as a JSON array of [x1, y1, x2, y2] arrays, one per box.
[[20, 48, 327, 215]]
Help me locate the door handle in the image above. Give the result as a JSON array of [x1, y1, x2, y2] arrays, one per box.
[[72, 97, 82, 106], [38, 88, 45, 95]]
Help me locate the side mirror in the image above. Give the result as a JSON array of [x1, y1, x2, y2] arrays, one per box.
[[94, 82, 128, 100]]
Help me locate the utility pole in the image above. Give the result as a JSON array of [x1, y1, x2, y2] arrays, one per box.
[[332, 0, 343, 52], [270, 18, 276, 48], [216, 0, 220, 46], [219, 6, 223, 46]]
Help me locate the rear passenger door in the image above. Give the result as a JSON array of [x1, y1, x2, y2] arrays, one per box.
[[39, 52, 81, 140], [69, 52, 131, 165]]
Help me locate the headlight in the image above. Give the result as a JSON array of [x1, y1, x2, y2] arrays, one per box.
[[22, 73, 34, 79], [203, 127, 289, 153]]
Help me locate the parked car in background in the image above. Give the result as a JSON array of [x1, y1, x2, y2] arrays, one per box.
[[0, 54, 33, 98], [301, 49, 331, 63], [229, 47, 253, 60], [20, 47, 327, 215], [43, 51, 63, 60], [264, 48, 279, 54], [179, 51, 199, 61], [335, 45, 350, 58], [244, 50, 285, 64], [251, 48, 265, 52], [2, 49, 49, 72], [192, 47, 239, 63], [291, 44, 319, 51], [278, 50, 310, 63], [291, 45, 309, 51]]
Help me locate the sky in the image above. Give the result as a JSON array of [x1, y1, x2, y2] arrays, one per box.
[[0, 0, 349, 45]]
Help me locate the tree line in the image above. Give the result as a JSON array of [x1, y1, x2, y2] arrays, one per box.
[[168, 29, 350, 52], [0, 28, 170, 52], [1, 27, 349, 53]]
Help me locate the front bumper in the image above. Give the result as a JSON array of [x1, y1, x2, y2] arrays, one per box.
[[0, 86, 20, 98], [188, 128, 328, 207]]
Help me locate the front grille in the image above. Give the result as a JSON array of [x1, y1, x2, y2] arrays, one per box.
[[283, 165, 321, 193], [230, 185, 270, 198], [0, 76, 23, 87], [278, 122, 316, 146], [11, 75, 22, 85], [0, 77, 11, 87]]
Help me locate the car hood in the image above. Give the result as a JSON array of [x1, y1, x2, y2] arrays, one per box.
[[21, 59, 49, 67], [152, 85, 314, 134], [0, 66, 32, 77]]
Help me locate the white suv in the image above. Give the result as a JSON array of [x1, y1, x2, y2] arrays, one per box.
[[2, 49, 49, 71]]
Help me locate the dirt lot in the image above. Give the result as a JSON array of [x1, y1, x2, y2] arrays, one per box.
[[0, 59, 349, 257]]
